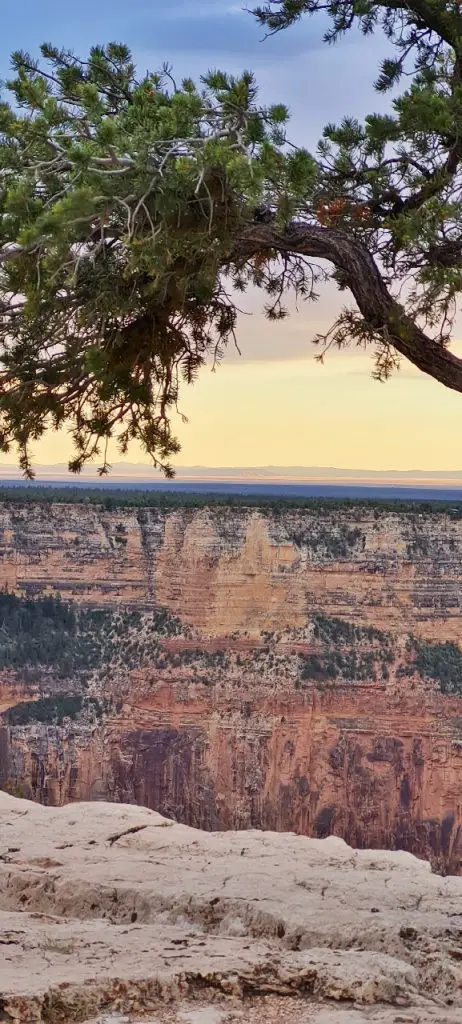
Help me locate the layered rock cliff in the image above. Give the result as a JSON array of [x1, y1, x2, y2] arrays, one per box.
[[1, 499, 462, 870]]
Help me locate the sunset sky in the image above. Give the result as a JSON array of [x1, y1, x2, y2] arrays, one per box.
[[1, 0, 461, 473]]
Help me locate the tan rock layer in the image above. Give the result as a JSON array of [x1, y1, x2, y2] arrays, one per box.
[[0, 503, 461, 638], [2, 503, 462, 872]]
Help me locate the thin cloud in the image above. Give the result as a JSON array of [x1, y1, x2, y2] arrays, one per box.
[[159, 1, 246, 19]]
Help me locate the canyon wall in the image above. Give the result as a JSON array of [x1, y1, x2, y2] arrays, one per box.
[[1, 500, 462, 870]]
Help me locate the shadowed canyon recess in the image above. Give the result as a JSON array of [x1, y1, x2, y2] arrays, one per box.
[[1, 499, 462, 872]]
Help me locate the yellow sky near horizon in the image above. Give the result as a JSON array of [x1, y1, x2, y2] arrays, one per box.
[[4, 341, 461, 474], [0, 286, 460, 474], [174, 351, 462, 471]]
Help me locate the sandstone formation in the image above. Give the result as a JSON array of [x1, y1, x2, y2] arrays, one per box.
[[1, 500, 462, 870], [1, 792, 462, 1023], [0, 501, 461, 637]]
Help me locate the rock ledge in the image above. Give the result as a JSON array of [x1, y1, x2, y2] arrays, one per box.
[[1, 793, 461, 1023]]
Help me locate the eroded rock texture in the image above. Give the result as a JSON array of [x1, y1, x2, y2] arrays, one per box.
[[1, 502, 462, 870], [1, 792, 462, 1023]]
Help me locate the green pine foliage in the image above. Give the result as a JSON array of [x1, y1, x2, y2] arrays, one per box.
[[0, 485, 460, 517], [0, 591, 187, 687], [1, 6, 462, 473], [0, 47, 310, 476]]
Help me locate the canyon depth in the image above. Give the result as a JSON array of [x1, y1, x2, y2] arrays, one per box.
[[1, 497, 462, 871]]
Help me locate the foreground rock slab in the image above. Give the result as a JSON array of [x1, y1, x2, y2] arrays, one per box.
[[1, 795, 462, 1023]]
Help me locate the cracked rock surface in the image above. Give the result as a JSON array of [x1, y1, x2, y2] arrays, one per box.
[[1, 794, 462, 1023]]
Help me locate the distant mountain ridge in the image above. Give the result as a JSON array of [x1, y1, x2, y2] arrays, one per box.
[[0, 463, 461, 485]]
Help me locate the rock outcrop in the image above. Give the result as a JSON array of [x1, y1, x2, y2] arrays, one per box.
[[1, 792, 462, 1023], [1, 501, 462, 637], [2, 500, 462, 870]]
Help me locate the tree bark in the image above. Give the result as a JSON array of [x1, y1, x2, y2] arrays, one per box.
[[235, 222, 462, 394]]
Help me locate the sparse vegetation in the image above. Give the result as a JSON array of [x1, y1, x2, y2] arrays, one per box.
[[5, 694, 86, 725], [406, 537, 431, 559], [411, 639, 462, 695], [150, 607, 185, 637], [0, 590, 192, 724], [290, 525, 364, 558], [0, 486, 460, 518], [298, 613, 394, 686], [301, 648, 379, 684], [312, 613, 391, 647], [0, 593, 112, 677]]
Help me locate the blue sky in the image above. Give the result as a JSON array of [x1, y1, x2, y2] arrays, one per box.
[[1, 0, 388, 149], [3, 2, 456, 473]]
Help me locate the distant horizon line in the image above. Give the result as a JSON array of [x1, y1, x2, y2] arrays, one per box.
[[0, 463, 462, 484]]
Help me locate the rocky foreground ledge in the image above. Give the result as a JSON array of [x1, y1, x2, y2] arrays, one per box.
[[1, 796, 462, 1024]]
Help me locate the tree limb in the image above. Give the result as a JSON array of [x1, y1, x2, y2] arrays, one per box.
[[234, 221, 462, 392], [3, 220, 462, 395]]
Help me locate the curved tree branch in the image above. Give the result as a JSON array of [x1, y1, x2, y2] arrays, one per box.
[[3, 223, 462, 395], [234, 222, 462, 392]]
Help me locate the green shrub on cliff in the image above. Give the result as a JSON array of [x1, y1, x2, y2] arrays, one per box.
[[0, 591, 190, 688], [5, 694, 83, 725], [0, 593, 110, 676], [290, 526, 364, 558], [5, 694, 105, 725], [298, 613, 394, 686], [412, 639, 462, 695], [151, 606, 184, 637], [300, 648, 378, 683], [312, 613, 391, 646]]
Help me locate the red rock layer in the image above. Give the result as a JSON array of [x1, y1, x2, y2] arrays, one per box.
[[1, 502, 462, 871]]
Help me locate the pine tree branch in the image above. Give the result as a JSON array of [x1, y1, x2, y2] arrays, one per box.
[[254, 0, 462, 49], [234, 221, 462, 393], [0, 244, 40, 265]]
